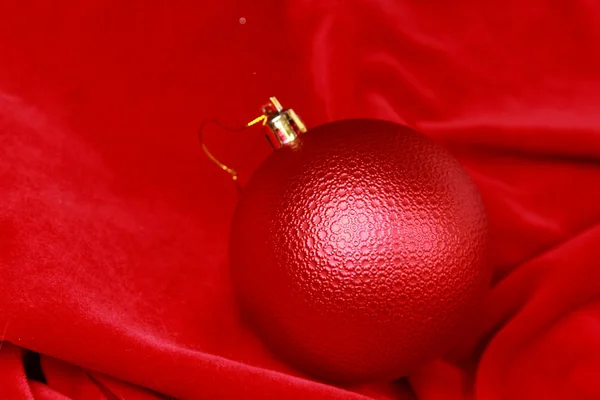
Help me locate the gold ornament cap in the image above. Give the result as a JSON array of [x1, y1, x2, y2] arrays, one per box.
[[247, 97, 307, 150]]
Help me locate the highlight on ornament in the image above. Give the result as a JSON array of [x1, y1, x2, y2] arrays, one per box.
[[201, 97, 490, 384]]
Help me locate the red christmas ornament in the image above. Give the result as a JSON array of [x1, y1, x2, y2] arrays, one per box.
[[208, 98, 489, 383]]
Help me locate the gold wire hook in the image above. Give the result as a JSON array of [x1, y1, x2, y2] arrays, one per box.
[[201, 142, 239, 181], [247, 114, 268, 128], [198, 115, 267, 184], [198, 96, 306, 189]]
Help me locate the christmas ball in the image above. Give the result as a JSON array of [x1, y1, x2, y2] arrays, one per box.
[[229, 117, 489, 383]]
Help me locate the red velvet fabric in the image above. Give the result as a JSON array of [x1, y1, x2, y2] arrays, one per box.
[[1, 1, 599, 399]]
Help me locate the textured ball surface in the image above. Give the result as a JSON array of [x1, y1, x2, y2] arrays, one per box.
[[230, 119, 489, 383]]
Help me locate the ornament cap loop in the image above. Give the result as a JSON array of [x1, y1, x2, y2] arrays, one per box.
[[249, 97, 307, 150]]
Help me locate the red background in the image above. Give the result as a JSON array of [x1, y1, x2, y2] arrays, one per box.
[[1, 1, 600, 399]]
